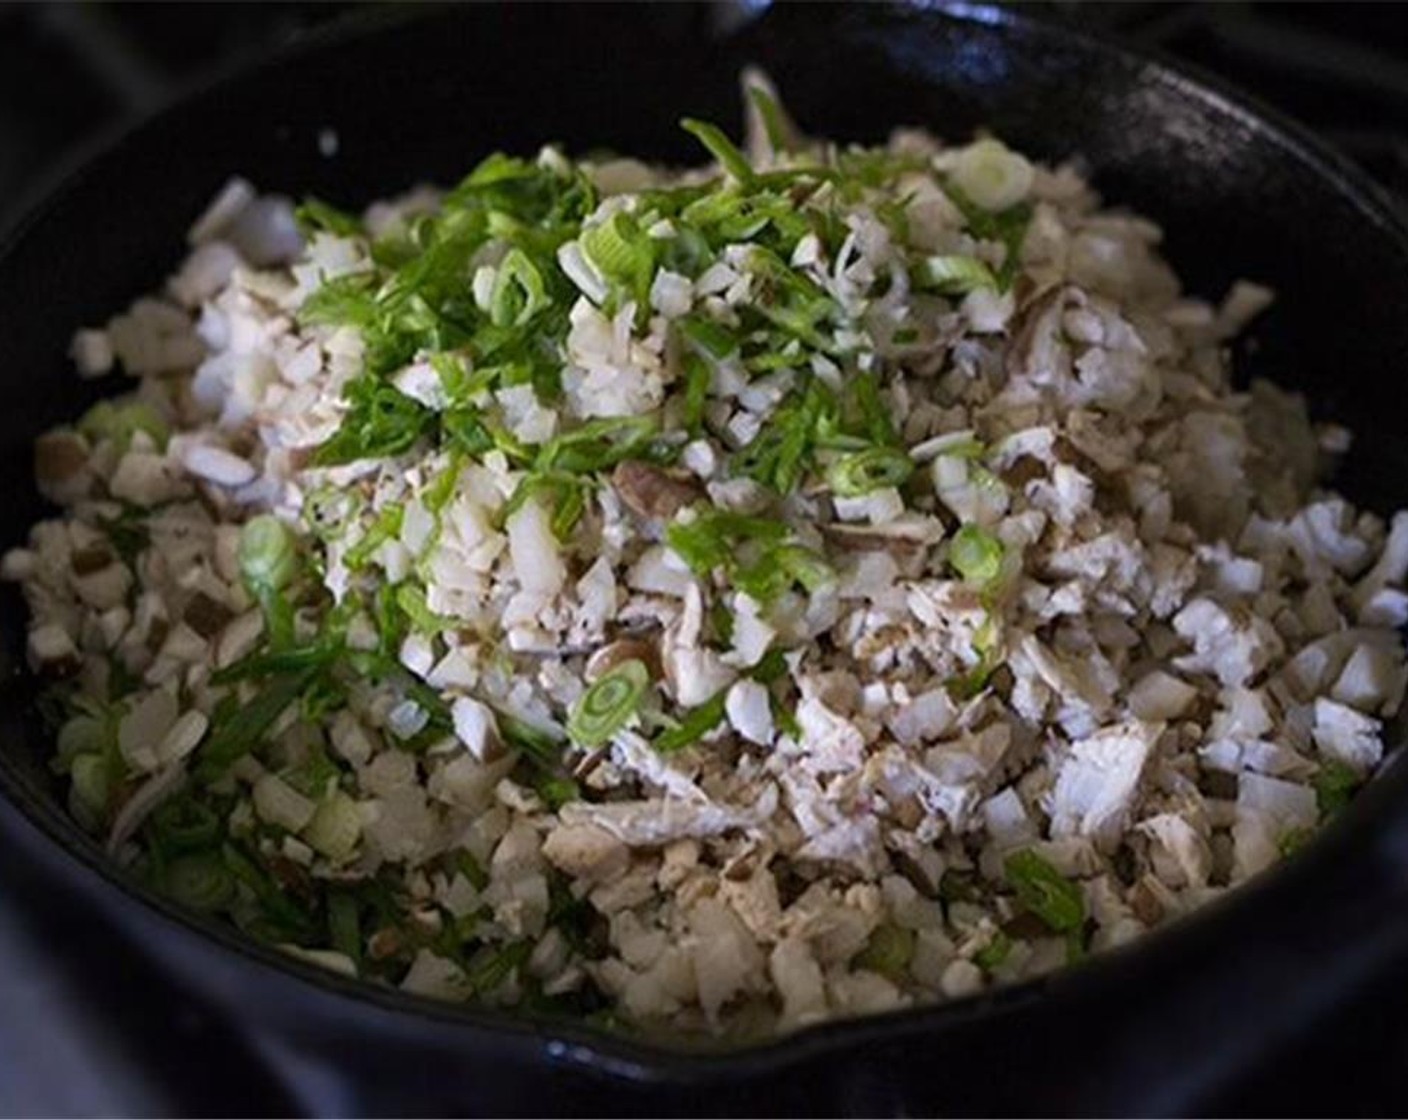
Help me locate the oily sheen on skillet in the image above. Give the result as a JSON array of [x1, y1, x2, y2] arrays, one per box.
[[0, 4, 1406, 1114]]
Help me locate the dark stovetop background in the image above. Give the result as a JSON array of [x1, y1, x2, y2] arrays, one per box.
[[3, 3, 1408, 1116]]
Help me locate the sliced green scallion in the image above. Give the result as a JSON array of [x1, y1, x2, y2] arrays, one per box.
[[239, 514, 301, 647], [1003, 849, 1085, 933], [78, 399, 169, 451], [567, 660, 651, 748], [305, 790, 363, 861], [580, 211, 656, 308], [973, 929, 1012, 972], [165, 852, 235, 912], [537, 414, 658, 473], [666, 509, 785, 575], [950, 138, 1034, 213], [534, 774, 581, 811], [774, 545, 835, 593], [327, 891, 362, 964], [680, 118, 754, 184], [466, 940, 534, 996], [682, 352, 712, 436], [496, 710, 565, 769], [854, 922, 915, 982], [654, 692, 728, 754], [343, 503, 405, 572], [312, 375, 436, 466], [667, 506, 832, 603], [678, 314, 739, 361], [949, 524, 1005, 586], [849, 372, 898, 447], [653, 649, 792, 754], [1313, 758, 1360, 818], [827, 446, 915, 497], [294, 196, 362, 238], [56, 712, 108, 769], [504, 471, 591, 540], [195, 667, 319, 782], [150, 796, 221, 854], [238, 515, 299, 598], [395, 583, 452, 635], [920, 255, 998, 296], [746, 80, 796, 156], [70, 753, 112, 818], [1277, 827, 1313, 858], [489, 248, 549, 328]]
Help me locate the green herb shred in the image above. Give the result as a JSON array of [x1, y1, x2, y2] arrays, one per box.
[[1003, 849, 1086, 933]]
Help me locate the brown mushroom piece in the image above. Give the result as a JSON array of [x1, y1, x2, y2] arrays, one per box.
[[1001, 910, 1053, 940], [34, 429, 91, 503], [1127, 876, 1167, 926], [1198, 767, 1239, 801], [368, 928, 404, 961], [823, 518, 945, 578], [27, 623, 83, 678], [183, 591, 236, 639], [70, 542, 115, 576], [1001, 456, 1048, 488], [145, 615, 172, 656], [585, 637, 661, 683], [611, 459, 705, 521]]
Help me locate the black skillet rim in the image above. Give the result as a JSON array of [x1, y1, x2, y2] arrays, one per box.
[[1, 0, 1407, 1086]]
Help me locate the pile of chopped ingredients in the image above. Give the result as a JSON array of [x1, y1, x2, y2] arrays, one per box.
[[6, 75, 1406, 1037]]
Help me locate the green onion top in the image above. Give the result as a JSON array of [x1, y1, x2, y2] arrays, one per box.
[[295, 196, 361, 238], [949, 524, 1005, 586], [69, 753, 112, 818], [853, 922, 916, 982], [680, 118, 755, 184], [238, 515, 299, 597], [293, 111, 1033, 499], [78, 399, 169, 452], [973, 929, 1012, 972], [1003, 849, 1085, 933], [654, 692, 728, 754], [150, 796, 222, 854], [828, 446, 915, 497], [567, 660, 651, 748], [165, 852, 236, 913], [1313, 758, 1360, 818], [666, 508, 831, 603], [919, 255, 999, 296]]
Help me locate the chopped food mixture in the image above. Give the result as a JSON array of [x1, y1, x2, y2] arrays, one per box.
[[6, 77, 1405, 1037]]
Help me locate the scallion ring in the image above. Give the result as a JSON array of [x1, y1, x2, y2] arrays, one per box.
[[949, 523, 1005, 586], [827, 446, 914, 497], [151, 797, 221, 853], [165, 852, 235, 912], [776, 544, 835, 592], [580, 212, 653, 286], [69, 753, 111, 816], [567, 659, 651, 748], [238, 514, 299, 597]]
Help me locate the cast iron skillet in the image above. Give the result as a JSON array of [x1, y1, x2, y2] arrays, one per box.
[[3, 3, 1408, 1114]]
